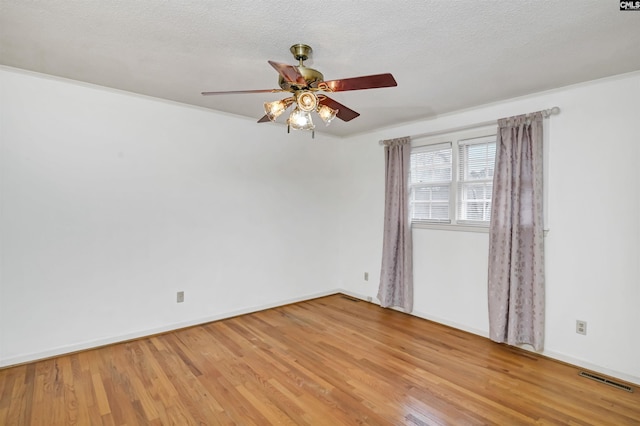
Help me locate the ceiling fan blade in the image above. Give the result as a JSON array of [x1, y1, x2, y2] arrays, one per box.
[[257, 115, 271, 123], [319, 96, 360, 122], [202, 89, 282, 96], [322, 73, 397, 92], [268, 60, 307, 86]]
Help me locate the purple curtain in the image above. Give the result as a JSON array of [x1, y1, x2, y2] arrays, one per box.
[[378, 137, 413, 312], [488, 112, 545, 351]]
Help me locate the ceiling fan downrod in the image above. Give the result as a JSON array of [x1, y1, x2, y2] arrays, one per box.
[[290, 43, 312, 66]]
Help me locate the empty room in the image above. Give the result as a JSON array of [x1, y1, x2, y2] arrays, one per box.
[[1, 1, 639, 424]]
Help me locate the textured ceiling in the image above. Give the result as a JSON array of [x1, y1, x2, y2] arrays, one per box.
[[1, 1, 639, 137]]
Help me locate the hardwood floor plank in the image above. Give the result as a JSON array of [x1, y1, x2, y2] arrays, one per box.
[[90, 372, 111, 417], [6, 368, 26, 426], [1, 294, 639, 425]]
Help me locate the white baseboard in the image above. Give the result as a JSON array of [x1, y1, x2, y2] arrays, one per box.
[[0, 289, 339, 368], [537, 349, 640, 386], [3, 287, 639, 387], [337, 290, 640, 386], [339, 289, 490, 338]]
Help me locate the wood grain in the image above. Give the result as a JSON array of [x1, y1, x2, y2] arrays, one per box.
[[1, 294, 638, 425]]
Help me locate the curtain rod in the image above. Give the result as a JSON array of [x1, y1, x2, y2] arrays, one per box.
[[379, 106, 560, 145]]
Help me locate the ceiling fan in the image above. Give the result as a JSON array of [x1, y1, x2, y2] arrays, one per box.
[[201, 44, 397, 133]]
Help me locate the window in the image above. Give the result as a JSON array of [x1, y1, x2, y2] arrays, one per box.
[[410, 143, 452, 223], [410, 128, 496, 230]]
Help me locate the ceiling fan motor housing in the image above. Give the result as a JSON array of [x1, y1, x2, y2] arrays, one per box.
[[278, 67, 324, 91]]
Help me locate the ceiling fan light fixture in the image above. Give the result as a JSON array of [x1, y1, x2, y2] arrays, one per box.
[[296, 91, 318, 112], [264, 97, 293, 121], [317, 104, 338, 125], [288, 107, 315, 130]]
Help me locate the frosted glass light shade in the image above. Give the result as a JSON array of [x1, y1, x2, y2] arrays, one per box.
[[288, 107, 315, 130], [264, 98, 293, 121], [317, 104, 338, 125]]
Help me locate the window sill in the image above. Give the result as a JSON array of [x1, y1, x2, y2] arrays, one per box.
[[411, 222, 489, 233], [411, 222, 550, 236]]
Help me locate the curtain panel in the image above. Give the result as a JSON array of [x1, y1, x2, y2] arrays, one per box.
[[488, 112, 545, 351], [378, 137, 413, 312]]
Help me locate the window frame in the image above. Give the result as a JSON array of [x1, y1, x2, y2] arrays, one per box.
[[410, 126, 497, 233]]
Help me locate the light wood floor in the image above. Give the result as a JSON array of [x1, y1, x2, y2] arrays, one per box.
[[1, 294, 638, 425]]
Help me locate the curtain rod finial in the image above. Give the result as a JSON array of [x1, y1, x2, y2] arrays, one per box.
[[543, 106, 561, 118]]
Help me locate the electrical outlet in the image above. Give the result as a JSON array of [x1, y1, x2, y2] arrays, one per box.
[[177, 291, 184, 303], [576, 320, 587, 335], [364, 272, 369, 281]]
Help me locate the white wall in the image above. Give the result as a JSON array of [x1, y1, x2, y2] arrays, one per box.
[[0, 67, 343, 366], [338, 71, 640, 385], [2, 66, 639, 387]]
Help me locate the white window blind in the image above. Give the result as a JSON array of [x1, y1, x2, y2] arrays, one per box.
[[409, 142, 452, 223], [457, 136, 496, 224]]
